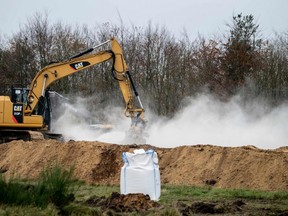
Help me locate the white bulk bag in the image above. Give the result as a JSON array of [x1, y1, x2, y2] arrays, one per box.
[[120, 149, 161, 200]]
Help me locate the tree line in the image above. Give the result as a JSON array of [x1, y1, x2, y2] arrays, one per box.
[[1, 12, 288, 116]]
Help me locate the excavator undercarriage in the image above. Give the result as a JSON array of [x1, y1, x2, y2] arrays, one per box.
[[0, 129, 63, 144]]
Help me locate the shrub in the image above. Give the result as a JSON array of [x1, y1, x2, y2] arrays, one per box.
[[36, 164, 76, 208], [0, 174, 35, 205], [0, 164, 76, 209]]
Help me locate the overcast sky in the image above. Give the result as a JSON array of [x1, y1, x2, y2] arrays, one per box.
[[1, 0, 287, 39]]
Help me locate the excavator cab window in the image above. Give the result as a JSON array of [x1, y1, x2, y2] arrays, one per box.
[[11, 87, 29, 105]]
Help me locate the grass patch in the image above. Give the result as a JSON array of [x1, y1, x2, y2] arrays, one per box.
[[74, 183, 119, 202], [0, 204, 58, 216], [160, 185, 288, 204], [211, 187, 288, 201], [36, 164, 76, 208], [1, 176, 288, 215], [0, 174, 36, 206], [0, 164, 76, 209], [62, 203, 102, 216]]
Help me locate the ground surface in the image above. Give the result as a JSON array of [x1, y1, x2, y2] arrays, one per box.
[[0, 139, 287, 191]]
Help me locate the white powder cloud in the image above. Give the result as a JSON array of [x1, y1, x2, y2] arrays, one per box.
[[146, 94, 288, 149], [51, 94, 288, 149]]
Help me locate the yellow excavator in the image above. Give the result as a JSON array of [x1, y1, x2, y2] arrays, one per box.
[[0, 38, 146, 143]]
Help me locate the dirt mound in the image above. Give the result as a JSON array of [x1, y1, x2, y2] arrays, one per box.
[[86, 192, 160, 213], [177, 200, 246, 215], [158, 144, 288, 190], [0, 140, 287, 191]]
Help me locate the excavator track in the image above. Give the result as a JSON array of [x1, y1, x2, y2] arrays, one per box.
[[0, 129, 63, 144]]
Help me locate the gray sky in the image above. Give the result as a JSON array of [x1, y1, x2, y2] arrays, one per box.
[[0, 0, 287, 39]]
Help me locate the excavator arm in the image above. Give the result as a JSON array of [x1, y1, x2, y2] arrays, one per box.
[[25, 38, 145, 128]]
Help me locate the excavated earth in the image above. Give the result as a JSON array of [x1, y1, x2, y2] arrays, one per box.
[[0, 139, 288, 191]]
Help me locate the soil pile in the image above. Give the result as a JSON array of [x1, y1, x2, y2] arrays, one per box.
[[0, 140, 287, 191], [86, 192, 160, 213]]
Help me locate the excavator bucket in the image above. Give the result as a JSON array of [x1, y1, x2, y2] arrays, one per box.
[[124, 115, 147, 144]]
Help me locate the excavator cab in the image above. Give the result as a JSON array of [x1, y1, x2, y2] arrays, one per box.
[[10, 87, 52, 129], [7, 87, 29, 125]]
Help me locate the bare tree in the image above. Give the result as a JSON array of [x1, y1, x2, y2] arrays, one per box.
[[253, 32, 288, 104]]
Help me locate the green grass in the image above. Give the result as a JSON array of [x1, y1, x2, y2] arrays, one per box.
[[74, 183, 119, 202], [0, 204, 58, 216], [1, 171, 288, 215], [160, 185, 288, 203], [0, 164, 76, 209], [36, 164, 76, 208]]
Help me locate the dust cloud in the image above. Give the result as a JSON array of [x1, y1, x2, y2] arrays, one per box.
[[52, 94, 288, 149], [146, 94, 288, 149], [51, 95, 129, 143]]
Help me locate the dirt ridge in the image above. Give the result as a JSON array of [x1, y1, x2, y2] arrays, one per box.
[[0, 140, 287, 191]]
